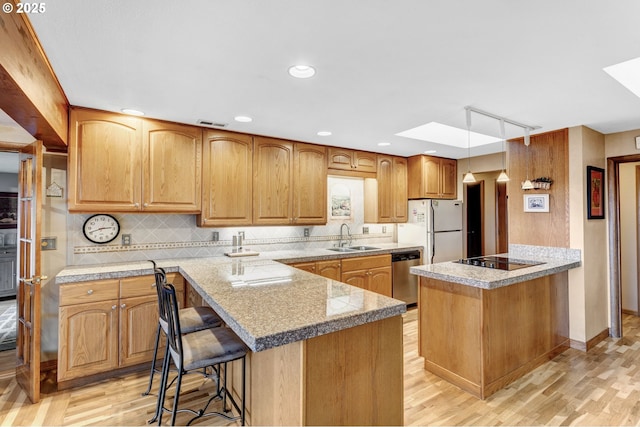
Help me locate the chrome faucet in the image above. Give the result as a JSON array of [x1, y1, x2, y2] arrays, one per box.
[[339, 223, 352, 247]]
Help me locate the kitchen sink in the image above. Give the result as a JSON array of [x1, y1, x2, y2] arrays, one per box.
[[348, 246, 380, 251], [326, 247, 358, 252]]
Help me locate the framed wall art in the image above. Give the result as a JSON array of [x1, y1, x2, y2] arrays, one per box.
[[523, 194, 549, 213], [587, 166, 604, 219]]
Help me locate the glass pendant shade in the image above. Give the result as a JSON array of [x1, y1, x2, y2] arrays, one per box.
[[497, 170, 510, 182], [463, 171, 476, 183], [521, 179, 534, 190]]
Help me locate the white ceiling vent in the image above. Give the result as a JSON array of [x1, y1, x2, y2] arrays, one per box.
[[197, 120, 228, 128]]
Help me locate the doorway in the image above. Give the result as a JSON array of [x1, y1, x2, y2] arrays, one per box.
[[0, 152, 18, 354], [466, 180, 484, 257], [495, 182, 508, 254]]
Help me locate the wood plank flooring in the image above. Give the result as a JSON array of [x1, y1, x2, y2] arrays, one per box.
[[1, 310, 640, 425]]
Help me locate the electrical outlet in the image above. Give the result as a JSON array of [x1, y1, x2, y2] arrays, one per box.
[[304, 228, 310, 237], [122, 234, 131, 246], [363, 226, 369, 234], [382, 226, 387, 233], [238, 231, 245, 239], [212, 231, 219, 241]]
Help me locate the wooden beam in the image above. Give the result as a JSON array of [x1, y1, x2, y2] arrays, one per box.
[[0, 2, 69, 150]]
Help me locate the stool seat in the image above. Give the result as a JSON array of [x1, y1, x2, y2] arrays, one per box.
[[178, 327, 247, 372], [178, 306, 222, 334]]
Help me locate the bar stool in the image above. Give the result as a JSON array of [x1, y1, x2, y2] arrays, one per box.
[[156, 281, 249, 426], [143, 262, 222, 418]]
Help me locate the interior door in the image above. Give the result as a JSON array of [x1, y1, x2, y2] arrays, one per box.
[[16, 140, 43, 403]]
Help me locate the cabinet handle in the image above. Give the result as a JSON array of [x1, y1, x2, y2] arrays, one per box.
[[134, 203, 140, 208], [144, 203, 148, 207], [120, 303, 126, 309], [87, 289, 94, 295], [112, 305, 117, 310]]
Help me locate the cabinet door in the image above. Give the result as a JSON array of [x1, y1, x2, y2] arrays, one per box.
[[143, 120, 202, 212], [353, 151, 377, 173], [440, 158, 457, 199], [392, 156, 408, 221], [199, 130, 253, 226], [341, 270, 368, 290], [368, 266, 393, 297], [422, 156, 442, 198], [376, 156, 394, 222], [292, 262, 317, 274], [327, 147, 355, 171], [58, 300, 119, 381], [316, 260, 341, 280], [68, 108, 142, 212], [119, 295, 159, 367], [0, 256, 16, 297], [253, 137, 293, 225], [293, 143, 327, 225]]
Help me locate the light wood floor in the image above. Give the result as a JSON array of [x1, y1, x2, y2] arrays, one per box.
[[2, 310, 640, 426]]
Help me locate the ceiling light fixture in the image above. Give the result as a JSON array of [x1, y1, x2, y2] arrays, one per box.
[[462, 108, 476, 184], [424, 150, 437, 154], [496, 119, 510, 182], [288, 65, 316, 79], [121, 108, 144, 116], [378, 142, 391, 146], [317, 131, 332, 136], [234, 115, 253, 123]]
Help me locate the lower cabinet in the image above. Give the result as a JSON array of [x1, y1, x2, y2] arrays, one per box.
[[290, 259, 341, 280], [0, 248, 16, 298], [341, 255, 392, 297], [58, 273, 184, 383]]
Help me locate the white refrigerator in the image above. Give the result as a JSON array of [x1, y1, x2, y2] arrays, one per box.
[[397, 199, 463, 264]]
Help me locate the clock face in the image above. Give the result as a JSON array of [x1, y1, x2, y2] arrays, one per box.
[[83, 214, 120, 244]]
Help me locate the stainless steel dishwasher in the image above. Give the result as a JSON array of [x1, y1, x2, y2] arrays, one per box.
[[391, 250, 422, 306]]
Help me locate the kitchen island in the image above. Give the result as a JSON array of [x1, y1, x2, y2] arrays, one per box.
[[410, 244, 581, 399], [55, 244, 419, 425]]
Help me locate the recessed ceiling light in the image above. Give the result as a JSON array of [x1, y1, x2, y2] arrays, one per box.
[[378, 142, 391, 146], [234, 115, 253, 123], [604, 56, 640, 98], [396, 122, 501, 148], [424, 150, 437, 154], [121, 108, 144, 116], [288, 65, 316, 79], [317, 131, 332, 136]]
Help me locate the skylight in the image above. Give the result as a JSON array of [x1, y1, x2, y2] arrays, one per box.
[[604, 56, 640, 98], [395, 122, 502, 148]]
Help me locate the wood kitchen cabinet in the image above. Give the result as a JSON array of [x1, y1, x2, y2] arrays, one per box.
[[408, 155, 457, 199], [341, 254, 392, 297], [253, 137, 327, 225], [68, 107, 202, 213], [198, 130, 253, 226], [365, 155, 408, 223], [327, 147, 377, 176], [290, 259, 341, 280], [58, 273, 184, 385]]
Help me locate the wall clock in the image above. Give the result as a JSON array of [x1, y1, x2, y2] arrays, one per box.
[[83, 214, 120, 244]]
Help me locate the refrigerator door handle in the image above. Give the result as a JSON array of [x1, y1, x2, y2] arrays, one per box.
[[430, 204, 436, 263]]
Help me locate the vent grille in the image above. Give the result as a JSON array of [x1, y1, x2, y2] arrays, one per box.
[[197, 120, 228, 128]]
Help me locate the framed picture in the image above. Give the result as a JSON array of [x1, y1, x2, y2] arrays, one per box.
[[587, 166, 605, 219], [0, 192, 17, 229], [523, 194, 549, 213]]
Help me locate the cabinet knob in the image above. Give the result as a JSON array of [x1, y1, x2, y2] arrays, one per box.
[[120, 303, 126, 309], [87, 289, 94, 295], [144, 203, 148, 207], [112, 305, 117, 310], [134, 203, 140, 208]]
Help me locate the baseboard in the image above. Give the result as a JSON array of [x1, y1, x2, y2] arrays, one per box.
[[622, 308, 638, 316], [570, 327, 609, 352]]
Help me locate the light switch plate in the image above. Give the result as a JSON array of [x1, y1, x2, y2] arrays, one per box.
[[41, 237, 57, 251], [636, 135, 640, 149]]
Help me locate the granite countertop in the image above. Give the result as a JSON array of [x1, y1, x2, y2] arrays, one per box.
[[55, 243, 422, 352], [410, 244, 581, 290]]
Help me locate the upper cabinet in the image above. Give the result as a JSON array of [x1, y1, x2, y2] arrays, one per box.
[[327, 147, 377, 177], [198, 130, 253, 226], [407, 155, 457, 199], [253, 137, 327, 225], [365, 155, 408, 223], [68, 108, 202, 213]]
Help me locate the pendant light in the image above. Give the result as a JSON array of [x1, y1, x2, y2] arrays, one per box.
[[496, 118, 510, 182], [462, 108, 476, 183], [521, 127, 534, 190]]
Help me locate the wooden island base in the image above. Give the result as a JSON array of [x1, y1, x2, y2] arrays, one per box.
[[228, 315, 404, 426], [419, 273, 569, 400]]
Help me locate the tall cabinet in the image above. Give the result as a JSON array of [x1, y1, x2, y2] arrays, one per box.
[[364, 155, 408, 223]]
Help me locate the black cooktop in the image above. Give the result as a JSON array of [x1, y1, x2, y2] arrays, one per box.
[[456, 256, 544, 271]]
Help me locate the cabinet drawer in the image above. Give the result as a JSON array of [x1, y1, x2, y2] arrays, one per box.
[[120, 273, 184, 298], [60, 280, 119, 306], [341, 254, 391, 272]]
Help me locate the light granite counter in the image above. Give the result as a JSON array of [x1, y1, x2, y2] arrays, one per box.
[[55, 243, 421, 352], [410, 244, 581, 290]]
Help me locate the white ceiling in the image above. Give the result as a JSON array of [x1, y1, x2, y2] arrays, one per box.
[[22, 0, 640, 159]]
